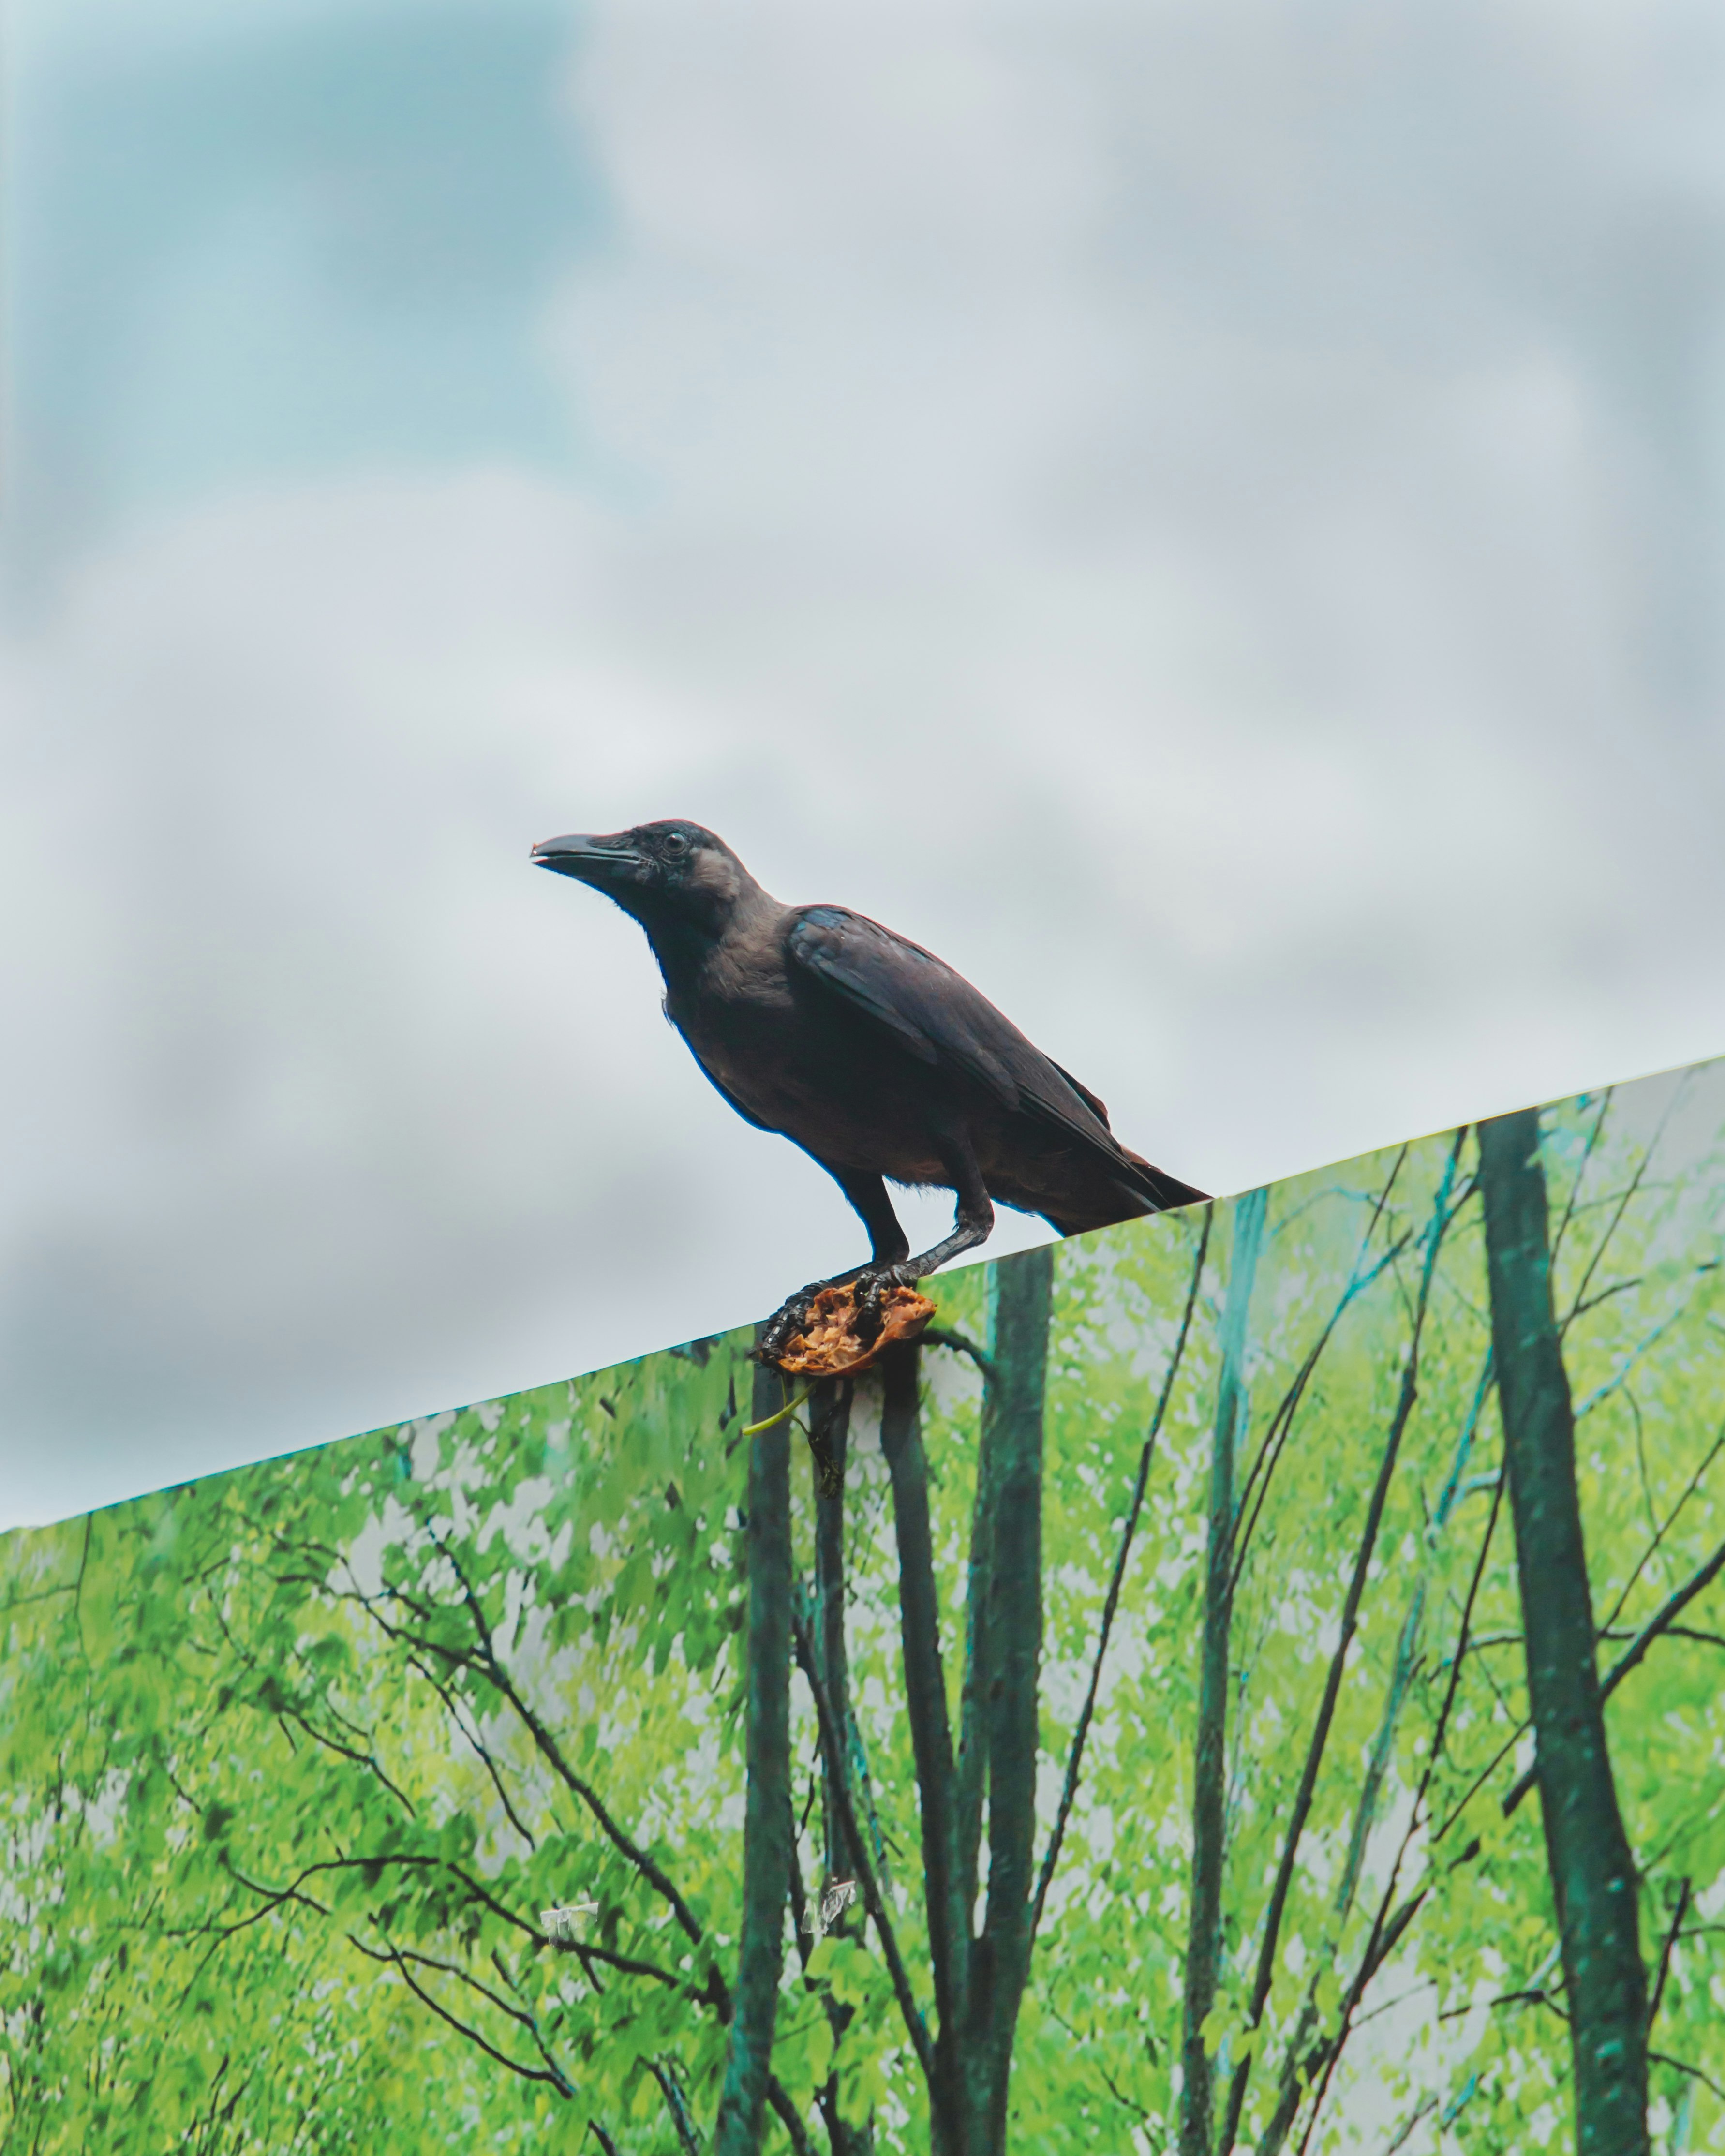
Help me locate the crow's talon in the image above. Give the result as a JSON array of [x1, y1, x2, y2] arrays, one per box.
[[757, 1312, 801, 1364], [755, 1281, 830, 1365]]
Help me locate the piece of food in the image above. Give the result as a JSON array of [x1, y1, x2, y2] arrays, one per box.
[[770, 1283, 936, 1378]]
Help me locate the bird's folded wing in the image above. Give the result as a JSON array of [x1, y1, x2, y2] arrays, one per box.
[[786, 907, 1121, 1152]]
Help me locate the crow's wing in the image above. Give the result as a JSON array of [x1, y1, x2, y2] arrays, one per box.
[[785, 906, 1124, 1157], [1049, 1060, 1114, 1129]]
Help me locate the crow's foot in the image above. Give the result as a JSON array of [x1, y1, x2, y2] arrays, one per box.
[[847, 1264, 915, 1349], [756, 1282, 832, 1366], [757, 1265, 904, 1362]]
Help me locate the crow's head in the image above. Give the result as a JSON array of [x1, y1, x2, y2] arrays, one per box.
[[531, 821, 758, 941]]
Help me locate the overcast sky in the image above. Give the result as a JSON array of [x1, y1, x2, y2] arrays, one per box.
[[4, 0, 1725, 1527]]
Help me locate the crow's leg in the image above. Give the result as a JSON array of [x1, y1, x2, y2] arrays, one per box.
[[758, 1168, 911, 1362], [838, 1133, 995, 1353], [865, 1122, 995, 1290], [832, 1167, 913, 1271], [757, 1142, 996, 1365]]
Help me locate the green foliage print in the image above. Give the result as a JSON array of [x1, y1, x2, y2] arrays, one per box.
[[3, 1058, 1724, 2153]]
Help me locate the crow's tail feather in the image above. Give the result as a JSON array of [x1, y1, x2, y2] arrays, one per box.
[[988, 1125, 1209, 1240], [1118, 1147, 1210, 1213], [1018, 1158, 1209, 1240]]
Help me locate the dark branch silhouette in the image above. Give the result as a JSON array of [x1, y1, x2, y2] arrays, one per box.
[[790, 1605, 937, 2091]]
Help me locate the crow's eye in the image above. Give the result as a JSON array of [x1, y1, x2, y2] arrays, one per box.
[[662, 833, 689, 858]]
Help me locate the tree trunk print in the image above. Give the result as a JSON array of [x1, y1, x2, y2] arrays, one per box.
[[1180, 1187, 1267, 2156], [714, 1348, 796, 2154], [806, 1377, 876, 2156], [1478, 1108, 1649, 2156], [879, 1244, 1052, 2156], [964, 1245, 1050, 2155]]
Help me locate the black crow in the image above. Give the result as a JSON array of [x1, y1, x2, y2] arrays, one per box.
[[532, 820, 1206, 1346]]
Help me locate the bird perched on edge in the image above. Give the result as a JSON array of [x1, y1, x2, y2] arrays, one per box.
[[531, 820, 1207, 1354]]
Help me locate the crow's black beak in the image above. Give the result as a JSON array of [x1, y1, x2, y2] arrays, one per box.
[[530, 832, 644, 881]]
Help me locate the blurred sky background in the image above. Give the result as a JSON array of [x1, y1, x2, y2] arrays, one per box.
[[3, 0, 1725, 1526]]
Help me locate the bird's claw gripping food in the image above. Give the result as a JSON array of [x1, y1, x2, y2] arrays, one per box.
[[757, 1279, 936, 1377]]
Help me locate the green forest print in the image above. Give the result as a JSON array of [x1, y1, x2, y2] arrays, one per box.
[[4, 1066, 1724, 2154]]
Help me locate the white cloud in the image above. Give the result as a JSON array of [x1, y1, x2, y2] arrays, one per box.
[[4, 0, 1725, 1523]]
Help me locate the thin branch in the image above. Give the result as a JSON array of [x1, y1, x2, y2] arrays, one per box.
[[1233, 1232, 1428, 1595], [766, 2078, 818, 2156], [1603, 1625, 1725, 1653], [1574, 1306, 1695, 1424], [357, 1542, 721, 1983], [565, 1938, 715, 2005], [1382, 2094, 1438, 2155], [1502, 1529, 1725, 1818], [1432, 1511, 1725, 1847], [0, 1579, 82, 1613], [1435, 1723, 1527, 1842], [1231, 1206, 1414, 1592], [490, 1943, 581, 2093], [446, 1538, 708, 1934], [1223, 1139, 1459, 2148], [1030, 1207, 1212, 1945], [1430, 1352, 1497, 1532], [1547, 1090, 1612, 1273], [1599, 1418, 1725, 1636], [1563, 1079, 1693, 1328], [791, 1606, 937, 2090], [383, 1939, 539, 2032], [1564, 1275, 1647, 1329], [1351, 1978, 1437, 2032], [201, 1591, 418, 1816], [649, 2058, 701, 2156], [1649, 2053, 1725, 2106], [402, 1648, 537, 1848], [922, 1328, 994, 1380], [275, 1702, 417, 1817], [1261, 1471, 1504, 2156], [354, 1935, 571, 2094], [1095, 2058, 1154, 2123], [224, 1848, 537, 1951], [1648, 1880, 1692, 2032]]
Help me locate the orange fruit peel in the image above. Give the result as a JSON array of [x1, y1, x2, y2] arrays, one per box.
[[771, 1283, 936, 1378]]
